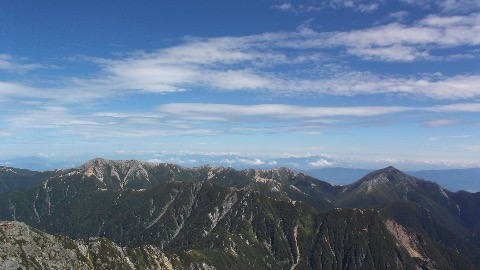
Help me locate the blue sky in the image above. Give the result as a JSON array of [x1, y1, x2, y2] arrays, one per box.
[[1, 0, 480, 170]]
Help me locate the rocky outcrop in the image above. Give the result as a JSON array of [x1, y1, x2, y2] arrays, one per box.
[[0, 221, 210, 270]]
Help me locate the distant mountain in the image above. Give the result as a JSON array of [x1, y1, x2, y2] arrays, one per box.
[[301, 167, 480, 192], [0, 166, 52, 195], [409, 168, 480, 192], [0, 158, 479, 269], [0, 156, 78, 171], [306, 167, 480, 192], [336, 166, 438, 208], [304, 167, 372, 185]]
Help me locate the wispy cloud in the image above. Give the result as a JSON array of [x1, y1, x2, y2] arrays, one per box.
[[428, 134, 471, 140], [428, 103, 480, 112], [156, 103, 410, 119], [323, 12, 480, 61], [271, 3, 295, 11], [4, 101, 480, 140], [272, 0, 380, 13], [239, 158, 265, 165], [400, 0, 480, 12], [5, 70, 480, 105], [273, 0, 480, 13], [76, 12, 480, 99], [423, 118, 459, 127], [5, 106, 215, 139], [1, 12, 479, 107], [0, 54, 44, 73], [78, 46, 480, 101]]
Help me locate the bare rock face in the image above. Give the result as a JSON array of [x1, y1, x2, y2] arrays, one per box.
[[385, 219, 424, 260], [0, 221, 204, 270], [0, 221, 91, 269], [76, 158, 153, 189]]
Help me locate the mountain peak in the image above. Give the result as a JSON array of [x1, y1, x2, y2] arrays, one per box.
[[369, 166, 414, 183], [346, 166, 419, 194], [83, 157, 109, 167], [381, 166, 406, 176], [72, 158, 154, 189], [335, 167, 428, 208], [82, 158, 146, 168]]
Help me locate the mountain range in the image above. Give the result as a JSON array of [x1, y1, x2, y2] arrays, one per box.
[[3, 155, 480, 192], [0, 158, 479, 269]]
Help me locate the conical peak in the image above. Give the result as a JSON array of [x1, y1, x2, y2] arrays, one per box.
[[379, 166, 403, 175], [367, 166, 417, 185]]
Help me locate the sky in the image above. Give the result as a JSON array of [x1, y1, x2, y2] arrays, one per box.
[[1, 0, 480, 170]]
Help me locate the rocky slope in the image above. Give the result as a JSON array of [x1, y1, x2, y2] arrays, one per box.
[[0, 220, 211, 269]]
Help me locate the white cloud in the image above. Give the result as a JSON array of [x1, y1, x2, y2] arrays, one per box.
[[74, 13, 480, 99], [4, 100, 480, 141], [288, 12, 480, 61], [156, 103, 410, 119], [272, 3, 294, 11], [0, 81, 38, 101], [347, 45, 429, 62], [309, 159, 335, 167], [428, 103, 480, 112], [0, 54, 43, 73], [1, 12, 480, 148], [428, 134, 471, 140], [274, 0, 478, 13], [423, 119, 459, 126], [357, 3, 379, 12], [146, 159, 163, 164], [165, 157, 197, 164], [239, 158, 265, 165], [400, 0, 480, 12], [156, 102, 480, 122], [5, 106, 216, 139], [272, 0, 382, 12], [1, 13, 479, 106]]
